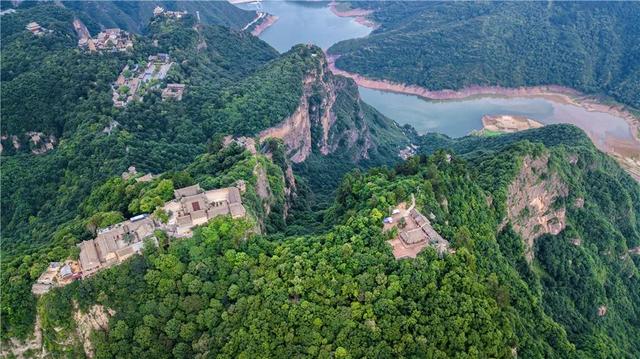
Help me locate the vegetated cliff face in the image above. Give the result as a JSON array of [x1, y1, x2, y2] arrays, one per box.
[[506, 153, 569, 262], [259, 46, 406, 164], [73, 304, 114, 358], [1, 303, 114, 359]]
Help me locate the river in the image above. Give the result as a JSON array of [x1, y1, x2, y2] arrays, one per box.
[[237, 1, 370, 52], [236, 1, 639, 164]]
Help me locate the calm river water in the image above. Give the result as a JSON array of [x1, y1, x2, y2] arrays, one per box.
[[237, 1, 637, 153]]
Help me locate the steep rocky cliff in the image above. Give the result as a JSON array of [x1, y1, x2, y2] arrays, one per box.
[[505, 153, 569, 262], [1, 303, 114, 359], [258, 45, 408, 164]]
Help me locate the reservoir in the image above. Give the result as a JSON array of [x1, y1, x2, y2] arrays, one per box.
[[237, 1, 639, 156], [359, 88, 636, 147], [237, 1, 371, 53]]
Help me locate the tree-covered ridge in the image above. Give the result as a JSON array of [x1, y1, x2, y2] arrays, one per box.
[[59, 0, 257, 34], [0, 140, 295, 341], [1, 9, 277, 255], [29, 146, 570, 358], [0, 5, 121, 137], [329, 1, 640, 108], [416, 125, 640, 356]]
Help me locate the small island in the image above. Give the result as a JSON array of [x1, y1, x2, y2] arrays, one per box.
[[476, 114, 544, 136]]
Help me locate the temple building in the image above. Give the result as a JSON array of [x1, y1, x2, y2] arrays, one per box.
[[78, 215, 155, 277], [164, 184, 246, 236]]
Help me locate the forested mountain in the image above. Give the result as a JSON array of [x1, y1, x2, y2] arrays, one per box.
[[7, 0, 258, 34], [10, 124, 640, 358], [2, 2, 639, 358], [329, 1, 640, 108], [1, 4, 407, 343]]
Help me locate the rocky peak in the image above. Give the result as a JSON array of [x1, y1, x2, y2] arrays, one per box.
[[506, 153, 569, 263], [259, 47, 380, 163]]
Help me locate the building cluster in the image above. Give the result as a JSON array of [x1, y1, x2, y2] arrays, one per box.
[[78, 214, 156, 278], [25, 22, 48, 36], [33, 183, 246, 290], [32, 261, 81, 295], [121, 166, 154, 182], [163, 184, 246, 236], [161, 83, 186, 101], [79, 28, 133, 53], [385, 197, 452, 259], [112, 54, 174, 107], [153, 6, 188, 19], [398, 144, 417, 160]]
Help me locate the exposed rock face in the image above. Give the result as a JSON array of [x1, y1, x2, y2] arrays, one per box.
[[1, 315, 46, 359], [507, 154, 569, 263], [259, 51, 375, 163], [253, 162, 272, 215], [283, 165, 297, 216], [0, 132, 56, 155], [259, 90, 313, 163], [74, 304, 114, 358], [2, 304, 114, 359], [597, 305, 607, 317]]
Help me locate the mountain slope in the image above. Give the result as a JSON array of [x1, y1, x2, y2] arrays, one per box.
[[1, 8, 278, 254], [329, 1, 640, 108], [15, 125, 640, 358], [215, 44, 409, 193], [415, 125, 640, 356], [61, 0, 257, 33], [1, 7, 406, 342]]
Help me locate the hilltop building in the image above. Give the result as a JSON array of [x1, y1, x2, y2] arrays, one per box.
[[78, 215, 156, 277], [25, 22, 44, 35], [79, 28, 133, 53], [164, 184, 246, 236], [153, 6, 187, 19], [161, 84, 186, 101], [40, 183, 245, 284], [31, 260, 81, 295], [113, 54, 173, 107], [385, 196, 452, 259]]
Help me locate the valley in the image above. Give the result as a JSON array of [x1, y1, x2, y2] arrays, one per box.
[[241, 0, 640, 180]]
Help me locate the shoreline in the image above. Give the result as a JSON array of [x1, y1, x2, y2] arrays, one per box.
[[327, 54, 640, 144], [327, 54, 640, 180], [328, 1, 378, 29], [251, 14, 278, 36]]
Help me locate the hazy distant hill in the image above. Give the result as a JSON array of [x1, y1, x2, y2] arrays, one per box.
[[329, 1, 640, 108], [62, 0, 257, 33]]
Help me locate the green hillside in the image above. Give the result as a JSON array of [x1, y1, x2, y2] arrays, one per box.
[[329, 1, 640, 108], [1, 5, 407, 342], [61, 0, 257, 33], [2, 3, 639, 357], [21, 124, 640, 357]]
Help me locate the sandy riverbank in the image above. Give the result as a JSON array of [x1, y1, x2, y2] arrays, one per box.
[[329, 1, 378, 28], [481, 115, 544, 134], [251, 14, 278, 36]]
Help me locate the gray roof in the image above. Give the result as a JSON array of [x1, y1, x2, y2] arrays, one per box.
[[174, 184, 202, 199], [60, 264, 73, 277]]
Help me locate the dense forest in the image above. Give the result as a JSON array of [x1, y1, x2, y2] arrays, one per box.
[[19, 125, 640, 358], [329, 1, 640, 108], [1, 3, 405, 343], [2, 2, 640, 358], [61, 0, 257, 34]]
